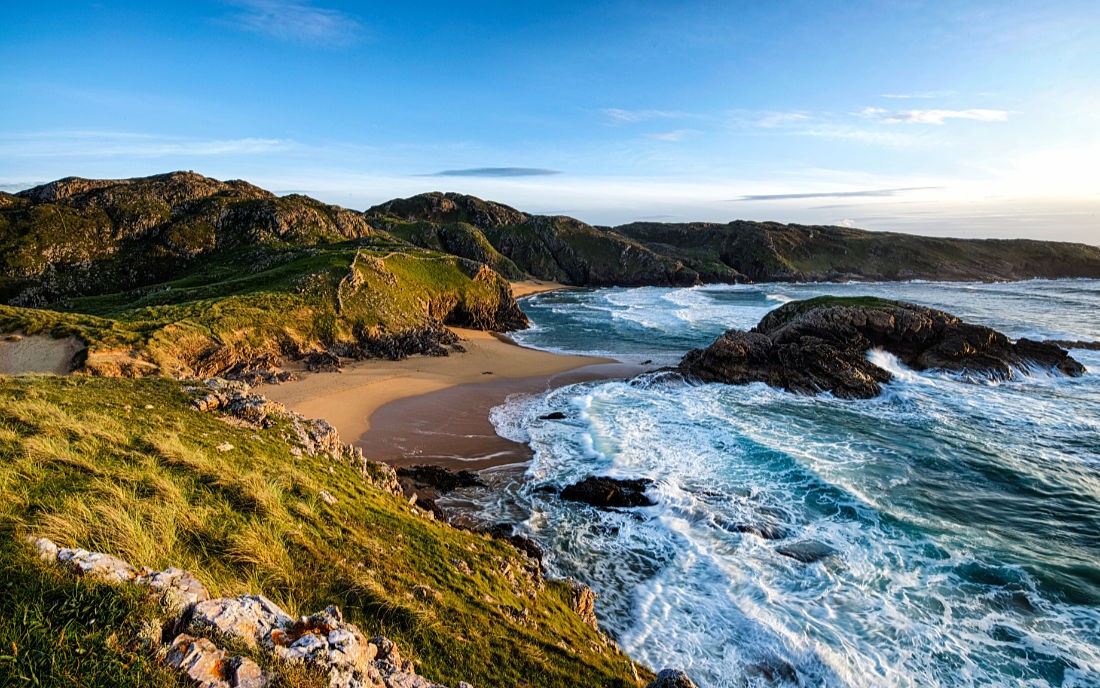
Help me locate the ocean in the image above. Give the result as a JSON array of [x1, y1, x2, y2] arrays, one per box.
[[476, 280, 1100, 688]]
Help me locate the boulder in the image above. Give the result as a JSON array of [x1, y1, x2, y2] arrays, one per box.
[[646, 669, 698, 688], [164, 634, 268, 688], [191, 595, 294, 647], [55, 547, 138, 584], [679, 297, 1086, 398], [775, 540, 836, 564], [560, 476, 655, 508], [136, 566, 210, 608]]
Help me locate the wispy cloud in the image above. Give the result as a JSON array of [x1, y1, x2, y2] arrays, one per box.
[[601, 108, 695, 123], [733, 186, 939, 201], [226, 0, 363, 46], [880, 90, 957, 99], [753, 111, 811, 128], [859, 107, 1009, 125], [0, 131, 291, 157], [644, 129, 696, 142], [428, 167, 562, 177]]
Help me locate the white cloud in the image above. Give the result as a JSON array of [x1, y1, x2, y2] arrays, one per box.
[[0, 131, 291, 158], [226, 0, 363, 46], [754, 111, 811, 128], [859, 107, 1009, 125], [600, 108, 695, 123], [644, 129, 695, 141], [880, 90, 957, 99]]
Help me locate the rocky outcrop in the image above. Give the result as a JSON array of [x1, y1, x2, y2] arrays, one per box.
[[189, 379, 402, 495], [396, 465, 485, 520], [560, 476, 656, 508], [25, 536, 462, 688], [679, 297, 1086, 398], [646, 669, 699, 688]]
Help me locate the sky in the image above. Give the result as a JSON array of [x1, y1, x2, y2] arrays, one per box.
[[1, 1, 1098, 243]]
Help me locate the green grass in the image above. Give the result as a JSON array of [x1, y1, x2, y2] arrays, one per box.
[[0, 376, 645, 687], [755, 295, 905, 331]]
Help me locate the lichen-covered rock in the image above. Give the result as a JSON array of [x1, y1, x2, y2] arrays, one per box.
[[25, 535, 58, 561], [136, 567, 210, 608], [165, 634, 268, 688], [191, 595, 294, 648], [679, 297, 1086, 398], [23, 537, 464, 688], [566, 579, 599, 630], [55, 547, 138, 583]]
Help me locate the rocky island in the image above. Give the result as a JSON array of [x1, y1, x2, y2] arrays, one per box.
[[678, 296, 1086, 398]]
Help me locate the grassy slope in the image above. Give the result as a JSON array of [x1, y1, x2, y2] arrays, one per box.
[[0, 376, 643, 687], [0, 243, 520, 377]]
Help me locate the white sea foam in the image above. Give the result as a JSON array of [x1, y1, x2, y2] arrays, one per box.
[[482, 280, 1100, 687]]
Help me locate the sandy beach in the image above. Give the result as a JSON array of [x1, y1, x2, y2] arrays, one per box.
[[261, 280, 643, 468]]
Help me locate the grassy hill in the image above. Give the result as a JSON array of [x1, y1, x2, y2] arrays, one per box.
[[0, 375, 644, 687]]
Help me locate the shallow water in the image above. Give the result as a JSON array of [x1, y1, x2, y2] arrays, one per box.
[[477, 280, 1100, 688]]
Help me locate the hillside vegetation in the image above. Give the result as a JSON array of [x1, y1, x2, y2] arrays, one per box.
[[0, 174, 526, 378], [0, 376, 644, 687]]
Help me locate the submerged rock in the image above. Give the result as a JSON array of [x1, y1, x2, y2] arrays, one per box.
[[679, 296, 1086, 398], [560, 476, 655, 508], [776, 540, 836, 564]]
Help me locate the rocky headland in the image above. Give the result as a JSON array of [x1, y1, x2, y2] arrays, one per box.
[[679, 296, 1086, 398]]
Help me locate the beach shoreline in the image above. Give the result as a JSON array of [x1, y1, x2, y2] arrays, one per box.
[[261, 280, 642, 469]]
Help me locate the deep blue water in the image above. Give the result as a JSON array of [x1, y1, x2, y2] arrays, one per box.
[[482, 281, 1100, 688]]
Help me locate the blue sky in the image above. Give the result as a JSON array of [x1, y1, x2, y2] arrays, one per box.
[[2, 1, 1098, 242]]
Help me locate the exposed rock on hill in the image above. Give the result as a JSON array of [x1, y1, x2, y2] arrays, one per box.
[[26, 536, 458, 688], [679, 296, 1085, 398]]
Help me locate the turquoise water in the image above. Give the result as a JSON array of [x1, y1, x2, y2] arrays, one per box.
[[483, 281, 1100, 688]]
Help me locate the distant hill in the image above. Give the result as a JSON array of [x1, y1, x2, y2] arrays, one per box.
[[613, 220, 1100, 282], [367, 191, 1100, 285]]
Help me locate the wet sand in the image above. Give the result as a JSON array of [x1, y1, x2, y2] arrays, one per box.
[[361, 361, 644, 470]]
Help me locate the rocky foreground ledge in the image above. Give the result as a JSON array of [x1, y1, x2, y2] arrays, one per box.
[[679, 296, 1085, 398]]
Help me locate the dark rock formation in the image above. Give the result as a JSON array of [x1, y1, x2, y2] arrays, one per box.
[[1042, 339, 1100, 351], [679, 296, 1085, 398], [397, 465, 486, 520], [646, 669, 699, 688], [775, 540, 837, 563], [397, 465, 485, 493], [560, 476, 655, 508]]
